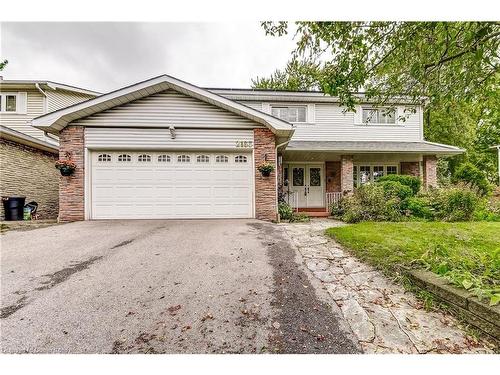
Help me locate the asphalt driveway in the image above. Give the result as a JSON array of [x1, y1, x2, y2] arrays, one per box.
[[0, 219, 359, 354]]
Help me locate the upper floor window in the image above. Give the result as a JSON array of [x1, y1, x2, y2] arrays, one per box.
[[362, 107, 396, 124], [271, 106, 306, 123], [0, 94, 17, 112]]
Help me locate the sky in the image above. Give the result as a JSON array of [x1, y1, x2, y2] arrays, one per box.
[[0, 22, 297, 93]]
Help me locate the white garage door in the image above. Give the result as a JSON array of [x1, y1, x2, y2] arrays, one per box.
[[90, 151, 254, 219]]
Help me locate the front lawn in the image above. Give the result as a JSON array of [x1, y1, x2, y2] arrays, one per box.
[[326, 222, 500, 304]]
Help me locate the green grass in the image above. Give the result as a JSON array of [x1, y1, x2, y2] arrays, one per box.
[[326, 222, 500, 305]]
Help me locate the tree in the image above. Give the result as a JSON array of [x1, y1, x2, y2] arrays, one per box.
[[0, 59, 7, 71], [252, 59, 320, 91], [254, 22, 500, 182]]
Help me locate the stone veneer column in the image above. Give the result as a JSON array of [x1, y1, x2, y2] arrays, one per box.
[[423, 155, 438, 189], [340, 155, 354, 194], [59, 125, 85, 222], [254, 128, 277, 221]]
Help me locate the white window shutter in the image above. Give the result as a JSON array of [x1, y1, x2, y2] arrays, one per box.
[[354, 105, 362, 124], [307, 104, 315, 123], [18, 92, 28, 114], [396, 106, 405, 124]]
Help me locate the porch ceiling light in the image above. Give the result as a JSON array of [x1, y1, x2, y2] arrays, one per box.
[[169, 125, 176, 139]]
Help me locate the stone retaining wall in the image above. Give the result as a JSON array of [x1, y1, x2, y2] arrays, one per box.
[[408, 269, 500, 341]]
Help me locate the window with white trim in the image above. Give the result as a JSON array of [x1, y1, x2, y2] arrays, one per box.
[[97, 154, 111, 162], [138, 154, 152, 162], [271, 105, 307, 123], [234, 155, 248, 163], [0, 94, 18, 112], [197, 155, 210, 163], [215, 155, 228, 163], [353, 164, 398, 186], [118, 154, 131, 162], [157, 154, 171, 163], [177, 155, 190, 163], [362, 107, 396, 124]]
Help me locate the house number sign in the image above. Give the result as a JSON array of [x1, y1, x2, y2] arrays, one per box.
[[236, 141, 254, 148]]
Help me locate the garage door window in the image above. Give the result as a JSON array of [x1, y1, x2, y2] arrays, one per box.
[[197, 155, 210, 163], [235, 155, 247, 163], [138, 154, 152, 162], [118, 154, 131, 162], [158, 154, 171, 163], [216, 155, 228, 163], [177, 155, 190, 163], [98, 154, 111, 162]]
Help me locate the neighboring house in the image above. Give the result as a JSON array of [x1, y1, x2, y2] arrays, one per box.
[[0, 78, 100, 219], [31, 75, 463, 222]]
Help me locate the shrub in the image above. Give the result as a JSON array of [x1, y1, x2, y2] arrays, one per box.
[[452, 162, 491, 196], [379, 180, 413, 200], [431, 183, 481, 221], [339, 184, 403, 223], [378, 174, 421, 195], [289, 212, 310, 223], [278, 202, 293, 221], [403, 196, 434, 220]]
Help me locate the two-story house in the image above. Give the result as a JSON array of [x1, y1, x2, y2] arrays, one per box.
[[0, 78, 100, 219], [31, 75, 463, 222]]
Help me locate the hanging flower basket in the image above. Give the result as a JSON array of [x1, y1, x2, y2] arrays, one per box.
[[257, 162, 275, 177], [55, 159, 76, 176]]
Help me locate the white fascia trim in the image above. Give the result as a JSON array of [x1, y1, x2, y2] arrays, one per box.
[[422, 141, 465, 152], [32, 75, 294, 137], [0, 125, 59, 153]]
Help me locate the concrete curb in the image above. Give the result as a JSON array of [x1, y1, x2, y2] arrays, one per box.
[[407, 269, 500, 341]]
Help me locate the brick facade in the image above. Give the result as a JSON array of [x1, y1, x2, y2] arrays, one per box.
[[0, 139, 59, 220], [325, 161, 341, 192], [423, 155, 438, 189], [254, 128, 277, 221], [58, 126, 85, 222], [400, 162, 420, 177], [340, 155, 354, 194]]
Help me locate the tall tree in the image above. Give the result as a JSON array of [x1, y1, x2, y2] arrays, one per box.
[[0, 59, 7, 71], [254, 22, 500, 181]]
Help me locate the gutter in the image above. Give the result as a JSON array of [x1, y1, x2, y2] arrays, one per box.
[[35, 83, 60, 143]]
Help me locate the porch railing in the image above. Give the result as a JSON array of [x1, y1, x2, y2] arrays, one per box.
[[325, 192, 342, 211], [283, 191, 299, 212]]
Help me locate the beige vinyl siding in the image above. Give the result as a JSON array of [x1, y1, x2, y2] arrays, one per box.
[[85, 128, 254, 150], [238, 101, 422, 142], [46, 90, 95, 112], [0, 89, 49, 141], [73, 90, 264, 129], [237, 101, 262, 111]]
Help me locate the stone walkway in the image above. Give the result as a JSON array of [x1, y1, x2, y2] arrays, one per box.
[[281, 219, 495, 354]]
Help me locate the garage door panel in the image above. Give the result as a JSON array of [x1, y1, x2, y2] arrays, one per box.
[[91, 151, 253, 219]]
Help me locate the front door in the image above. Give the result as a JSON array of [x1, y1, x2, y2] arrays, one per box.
[[289, 164, 324, 208]]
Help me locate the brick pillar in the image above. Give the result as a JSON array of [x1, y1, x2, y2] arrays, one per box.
[[325, 161, 341, 192], [423, 155, 437, 189], [400, 162, 420, 177], [59, 125, 85, 222], [340, 155, 354, 194], [254, 128, 276, 221]]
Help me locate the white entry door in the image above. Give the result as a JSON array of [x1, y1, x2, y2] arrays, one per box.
[[289, 164, 324, 208], [90, 151, 253, 219]]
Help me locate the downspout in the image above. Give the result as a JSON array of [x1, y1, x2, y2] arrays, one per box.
[[35, 83, 59, 143], [275, 129, 295, 222]]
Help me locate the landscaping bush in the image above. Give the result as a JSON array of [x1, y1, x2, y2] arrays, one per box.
[[289, 212, 311, 223], [452, 162, 491, 196], [403, 196, 435, 220], [278, 202, 294, 221], [379, 180, 413, 200], [430, 183, 481, 221], [339, 184, 403, 223], [378, 174, 421, 195]]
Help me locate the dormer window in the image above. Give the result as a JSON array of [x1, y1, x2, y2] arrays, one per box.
[[362, 107, 396, 124], [271, 105, 306, 123]]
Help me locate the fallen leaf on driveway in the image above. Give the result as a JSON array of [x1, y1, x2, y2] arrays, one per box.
[[167, 305, 181, 315], [181, 325, 191, 332], [201, 313, 214, 322]]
